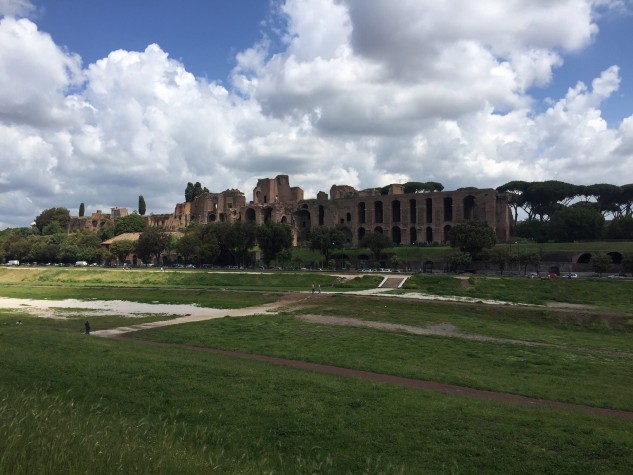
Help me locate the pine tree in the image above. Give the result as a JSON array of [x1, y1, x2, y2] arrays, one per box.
[[79, 203, 85, 217], [138, 195, 146, 216]]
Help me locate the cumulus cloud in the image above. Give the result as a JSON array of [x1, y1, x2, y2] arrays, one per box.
[[0, 0, 632, 229]]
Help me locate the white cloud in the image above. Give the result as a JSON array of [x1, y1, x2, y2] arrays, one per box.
[[0, 0, 632, 229], [0, 0, 34, 17]]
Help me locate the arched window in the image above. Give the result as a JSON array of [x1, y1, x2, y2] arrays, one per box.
[[443, 225, 452, 244], [359, 202, 366, 224], [426, 198, 433, 223], [426, 227, 433, 244], [463, 196, 476, 220], [375, 202, 383, 223], [409, 199, 417, 223], [410, 227, 417, 245], [318, 205, 324, 225], [444, 197, 453, 221], [392, 200, 401, 223], [358, 227, 366, 241], [392, 227, 401, 244]]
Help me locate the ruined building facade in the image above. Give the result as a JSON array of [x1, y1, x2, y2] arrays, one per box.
[[143, 175, 511, 245]]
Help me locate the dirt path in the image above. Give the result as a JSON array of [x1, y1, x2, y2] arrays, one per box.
[[113, 336, 633, 421], [3, 291, 631, 419]]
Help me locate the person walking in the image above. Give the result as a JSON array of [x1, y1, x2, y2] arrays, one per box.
[[84, 320, 91, 335], [318, 284, 321, 293], [312, 283, 315, 294]]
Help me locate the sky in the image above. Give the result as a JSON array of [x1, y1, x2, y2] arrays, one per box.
[[1, 0, 633, 229]]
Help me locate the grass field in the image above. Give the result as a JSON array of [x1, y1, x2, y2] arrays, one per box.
[[1, 268, 632, 473]]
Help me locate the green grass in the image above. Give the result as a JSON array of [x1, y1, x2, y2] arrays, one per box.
[[0, 267, 380, 292], [291, 296, 633, 351], [1, 315, 632, 473], [2, 270, 633, 472], [130, 310, 633, 411], [0, 285, 278, 309], [403, 273, 633, 312]]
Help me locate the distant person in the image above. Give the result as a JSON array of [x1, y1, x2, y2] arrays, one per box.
[[84, 320, 91, 335], [318, 284, 321, 294], [312, 283, 315, 294]]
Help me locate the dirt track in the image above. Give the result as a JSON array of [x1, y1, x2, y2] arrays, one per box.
[[3, 291, 632, 419]]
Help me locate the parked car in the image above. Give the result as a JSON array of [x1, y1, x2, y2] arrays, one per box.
[[566, 273, 578, 279], [608, 274, 623, 279]]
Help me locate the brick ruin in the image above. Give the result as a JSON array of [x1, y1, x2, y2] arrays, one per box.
[[140, 175, 512, 245]]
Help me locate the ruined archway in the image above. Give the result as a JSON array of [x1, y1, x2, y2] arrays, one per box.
[[264, 207, 273, 223], [410, 199, 417, 223], [296, 209, 311, 244], [245, 208, 256, 224], [375, 202, 383, 223], [463, 195, 476, 220], [577, 253, 592, 264], [358, 202, 366, 224], [358, 227, 366, 241], [392, 226, 401, 244], [318, 205, 325, 225], [410, 227, 417, 245], [374, 226, 383, 235], [426, 226, 433, 244], [392, 200, 401, 223], [444, 197, 453, 221], [443, 225, 452, 244], [608, 252, 623, 264]]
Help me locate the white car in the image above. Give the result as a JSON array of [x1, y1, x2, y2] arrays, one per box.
[[566, 273, 578, 279]]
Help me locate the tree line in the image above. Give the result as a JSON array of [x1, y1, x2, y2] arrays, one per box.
[[497, 181, 633, 242]]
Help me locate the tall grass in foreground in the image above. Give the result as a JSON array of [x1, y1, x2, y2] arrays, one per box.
[[1, 388, 383, 475]]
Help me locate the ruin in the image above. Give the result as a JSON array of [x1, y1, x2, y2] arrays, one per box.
[[141, 175, 512, 246]]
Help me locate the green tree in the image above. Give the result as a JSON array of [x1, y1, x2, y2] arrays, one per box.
[[447, 251, 472, 273], [621, 253, 633, 275], [34, 208, 70, 234], [360, 232, 392, 263], [606, 216, 633, 239], [590, 252, 612, 276], [174, 232, 199, 264], [518, 250, 540, 275], [138, 196, 146, 216], [113, 213, 147, 236], [57, 240, 79, 263], [486, 247, 513, 275], [79, 203, 85, 217], [136, 228, 170, 265], [308, 226, 345, 264], [448, 221, 496, 257], [548, 205, 604, 242], [110, 240, 136, 265], [496, 181, 529, 231], [42, 221, 64, 236], [185, 182, 209, 203], [195, 226, 220, 265], [257, 222, 293, 267], [74, 231, 103, 262]]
